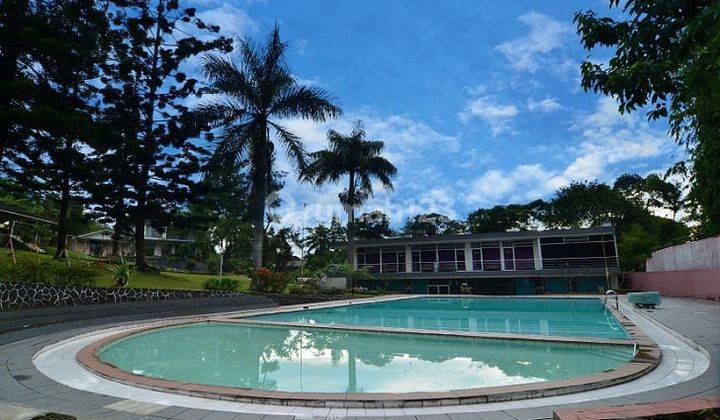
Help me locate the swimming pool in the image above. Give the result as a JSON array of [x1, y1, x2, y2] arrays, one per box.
[[97, 322, 635, 393], [248, 297, 629, 339]]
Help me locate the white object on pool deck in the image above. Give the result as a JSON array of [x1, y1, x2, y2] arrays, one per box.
[[33, 297, 708, 417]]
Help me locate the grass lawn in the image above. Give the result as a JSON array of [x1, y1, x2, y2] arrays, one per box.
[[96, 270, 250, 291], [1, 249, 250, 291]]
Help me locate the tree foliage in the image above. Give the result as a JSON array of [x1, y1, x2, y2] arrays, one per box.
[[302, 215, 346, 271], [466, 200, 546, 233], [97, 0, 233, 269], [304, 120, 396, 262], [355, 210, 396, 239], [199, 26, 341, 270], [402, 213, 465, 237], [1, 0, 112, 258], [575, 0, 720, 236]]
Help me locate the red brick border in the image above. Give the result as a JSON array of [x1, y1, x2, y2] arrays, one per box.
[[554, 395, 720, 419]]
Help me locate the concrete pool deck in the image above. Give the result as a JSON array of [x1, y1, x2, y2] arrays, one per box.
[[0, 295, 717, 419]]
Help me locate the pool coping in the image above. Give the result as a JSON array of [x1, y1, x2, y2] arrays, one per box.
[[75, 295, 662, 409], [217, 318, 635, 346]]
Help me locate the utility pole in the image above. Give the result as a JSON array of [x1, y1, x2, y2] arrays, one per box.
[[300, 203, 308, 279]]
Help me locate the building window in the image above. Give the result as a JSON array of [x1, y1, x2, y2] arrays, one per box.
[[412, 245, 436, 272], [381, 247, 406, 273], [514, 241, 535, 270], [472, 241, 534, 271], [411, 243, 465, 272], [471, 242, 501, 271], [357, 247, 406, 273], [540, 234, 617, 268], [483, 242, 502, 271]]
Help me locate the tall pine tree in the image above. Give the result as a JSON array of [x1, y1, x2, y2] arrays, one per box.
[[98, 0, 231, 269], [3, 0, 112, 258]]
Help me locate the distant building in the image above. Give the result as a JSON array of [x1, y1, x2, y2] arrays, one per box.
[[69, 225, 191, 259], [350, 226, 619, 295]]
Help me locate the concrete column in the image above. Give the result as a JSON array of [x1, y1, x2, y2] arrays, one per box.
[[464, 241, 473, 271], [499, 242, 506, 271], [405, 244, 412, 272], [533, 238, 543, 270], [379, 247, 383, 274]]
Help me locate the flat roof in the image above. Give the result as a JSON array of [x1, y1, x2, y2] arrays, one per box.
[[353, 226, 615, 247]]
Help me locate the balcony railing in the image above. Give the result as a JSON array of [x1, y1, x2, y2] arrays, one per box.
[[358, 256, 618, 273], [541, 256, 618, 269], [472, 260, 502, 271], [357, 263, 405, 274]]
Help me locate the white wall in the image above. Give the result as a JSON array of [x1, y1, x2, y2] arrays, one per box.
[[646, 236, 720, 272]]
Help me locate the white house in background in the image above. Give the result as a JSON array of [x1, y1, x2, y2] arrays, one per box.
[[69, 225, 191, 258]]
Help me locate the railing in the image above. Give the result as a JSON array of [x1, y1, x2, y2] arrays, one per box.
[[358, 257, 618, 273], [357, 263, 406, 274], [542, 256, 618, 269], [515, 259, 536, 270], [473, 260, 502, 271], [413, 261, 467, 272]]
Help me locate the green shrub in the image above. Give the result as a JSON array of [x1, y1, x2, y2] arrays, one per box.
[[268, 272, 291, 293], [108, 263, 135, 287], [250, 269, 290, 293], [225, 258, 253, 275], [250, 268, 271, 292], [285, 280, 329, 296], [206, 254, 220, 274], [52, 264, 99, 287], [0, 259, 98, 287], [202, 277, 241, 291], [206, 256, 252, 276]]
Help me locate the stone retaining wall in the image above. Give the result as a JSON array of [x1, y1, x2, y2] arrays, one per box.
[[0, 282, 252, 311], [0, 282, 358, 311]]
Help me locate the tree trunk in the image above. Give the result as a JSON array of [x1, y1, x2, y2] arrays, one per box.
[[250, 208, 265, 270], [112, 222, 122, 258], [133, 162, 150, 269], [133, 4, 163, 272], [134, 215, 148, 269], [250, 134, 269, 271], [53, 173, 70, 259], [345, 172, 356, 265]]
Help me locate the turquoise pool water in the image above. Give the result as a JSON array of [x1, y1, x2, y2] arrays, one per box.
[[249, 297, 629, 339], [98, 322, 634, 393]]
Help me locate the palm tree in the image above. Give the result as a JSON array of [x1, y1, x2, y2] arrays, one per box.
[[199, 27, 341, 269], [304, 121, 397, 263]]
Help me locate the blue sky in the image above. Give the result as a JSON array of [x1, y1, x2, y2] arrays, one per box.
[[190, 0, 682, 229]]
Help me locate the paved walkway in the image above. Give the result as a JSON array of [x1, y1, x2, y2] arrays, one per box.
[[0, 296, 717, 419]]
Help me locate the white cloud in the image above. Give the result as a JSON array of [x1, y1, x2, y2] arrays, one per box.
[[460, 95, 519, 136], [270, 113, 461, 229], [295, 38, 309, 55], [495, 12, 573, 73], [526, 97, 562, 112], [196, 2, 258, 37], [463, 97, 672, 207], [457, 148, 496, 170], [464, 164, 562, 205]]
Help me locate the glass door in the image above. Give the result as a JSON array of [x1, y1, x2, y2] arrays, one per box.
[[428, 284, 450, 295]]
